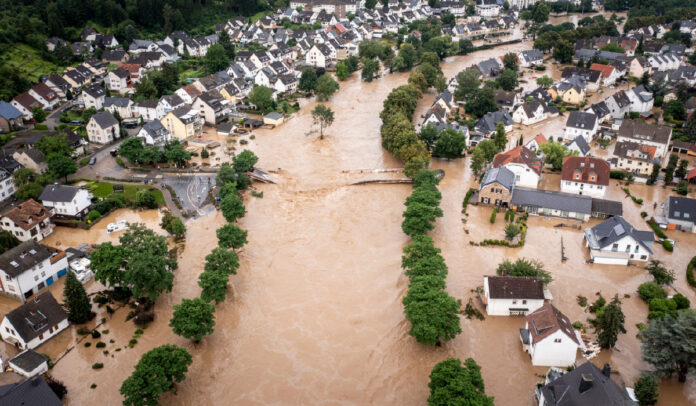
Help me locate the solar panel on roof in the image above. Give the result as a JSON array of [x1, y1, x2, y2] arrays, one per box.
[[613, 224, 625, 236]]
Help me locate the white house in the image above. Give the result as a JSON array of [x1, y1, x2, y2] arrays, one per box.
[[518, 49, 544, 68], [513, 101, 556, 126], [0, 169, 15, 202], [9, 349, 49, 377], [0, 292, 69, 349], [305, 44, 332, 67], [86, 111, 120, 144], [616, 119, 672, 159], [525, 133, 547, 153], [134, 100, 159, 122], [82, 84, 106, 110], [103, 97, 134, 119], [520, 303, 581, 367], [626, 85, 654, 114], [492, 146, 543, 189], [564, 136, 591, 157], [560, 156, 610, 198], [563, 111, 597, 143], [0, 241, 68, 302], [0, 199, 54, 242], [39, 185, 93, 218], [483, 275, 550, 316], [584, 216, 654, 265], [605, 91, 631, 119], [137, 120, 171, 146], [106, 67, 131, 94], [476, 0, 502, 17]]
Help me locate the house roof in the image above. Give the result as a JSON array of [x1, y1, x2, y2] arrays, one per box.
[[589, 63, 615, 78], [480, 166, 515, 190], [103, 97, 131, 108], [666, 196, 696, 224], [1, 199, 51, 231], [89, 111, 118, 129], [618, 119, 671, 145], [39, 184, 81, 203], [591, 198, 623, 217], [110, 67, 130, 79], [9, 349, 47, 373], [526, 303, 580, 345], [4, 291, 67, 343], [476, 110, 512, 133], [539, 362, 634, 406], [589, 101, 610, 118], [13, 93, 41, 111], [562, 156, 610, 185], [613, 141, 657, 162], [585, 215, 654, 253], [83, 84, 105, 99], [264, 112, 283, 120], [0, 240, 54, 278], [486, 275, 545, 299], [511, 187, 594, 214], [30, 83, 57, 101], [0, 376, 63, 406], [528, 133, 547, 147], [566, 136, 591, 156], [565, 111, 597, 130], [493, 146, 543, 176], [0, 101, 23, 120]]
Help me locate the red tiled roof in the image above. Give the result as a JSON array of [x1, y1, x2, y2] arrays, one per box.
[[687, 168, 696, 180], [526, 303, 581, 345], [1, 199, 51, 231], [589, 63, 615, 78], [493, 146, 543, 176], [561, 156, 610, 186]]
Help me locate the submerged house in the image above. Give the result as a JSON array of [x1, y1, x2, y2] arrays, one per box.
[[520, 303, 582, 367], [584, 216, 654, 265], [482, 275, 550, 316]]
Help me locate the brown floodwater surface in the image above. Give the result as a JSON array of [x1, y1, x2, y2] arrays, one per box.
[[47, 43, 696, 405]]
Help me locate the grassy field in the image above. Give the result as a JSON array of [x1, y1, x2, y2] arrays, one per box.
[[89, 181, 165, 205], [3, 43, 64, 82]]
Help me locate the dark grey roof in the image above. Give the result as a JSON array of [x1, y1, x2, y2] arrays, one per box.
[[585, 215, 653, 253], [39, 184, 80, 203], [520, 49, 543, 62], [0, 240, 53, 278], [486, 275, 545, 299], [264, 112, 283, 120], [566, 111, 597, 130], [481, 167, 515, 190], [612, 91, 631, 108], [103, 97, 131, 108], [566, 135, 590, 155], [540, 362, 635, 406], [0, 376, 63, 406], [511, 187, 593, 214], [4, 292, 68, 343], [90, 111, 118, 128], [83, 84, 105, 99], [666, 196, 696, 224], [476, 110, 513, 134], [9, 349, 47, 372], [591, 198, 623, 217], [590, 101, 610, 118], [140, 120, 169, 142]]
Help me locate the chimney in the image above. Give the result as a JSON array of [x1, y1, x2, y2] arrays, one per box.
[[602, 364, 611, 378], [579, 374, 594, 394]]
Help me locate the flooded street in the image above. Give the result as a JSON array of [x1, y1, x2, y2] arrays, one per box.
[[34, 41, 696, 405]]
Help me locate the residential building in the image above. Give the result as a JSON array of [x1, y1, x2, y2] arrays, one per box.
[[478, 167, 515, 207], [0, 169, 15, 201], [9, 349, 49, 378], [482, 275, 548, 316], [612, 141, 658, 176], [661, 196, 696, 232], [548, 81, 585, 105], [590, 63, 620, 86], [626, 85, 654, 114], [133, 100, 159, 122], [518, 49, 544, 68], [0, 200, 54, 242], [520, 303, 581, 367], [475, 110, 513, 135], [12, 150, 47, 174], [11, 93, 42, 120], [563, 111, 597, 143], [617, 119, 672, 159], [0, 101, 24, 132], [565, 136, 591, 157], [39, 185, 93, 218], [0, 241, 68, 302], [86, 111, 120, 144], [104, 97, 134, 119], [0, 291, 69, 348], [137, 120, 171, 146], [584, 215, 654, 265], [306, 43, 332, 67], [0, 375, 64, 405], [513, 100, 557, 125], [82, 84, 106, 110], [605, 91, 631, 119], [493, 146, 543, 188], [561, 156, 610, 198], [537, 362, 635, 406], [161, 107, 204, 139], [476, 0, 502, 17], [525, 133, 547, 153], [193, 91, 229, 125], [511, 188, 594, 222], [28, 83, 59, 110], [106, 67, 132, 94]]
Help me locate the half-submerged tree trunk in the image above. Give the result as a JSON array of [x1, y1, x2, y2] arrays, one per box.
[[320, 124, 324, 140]]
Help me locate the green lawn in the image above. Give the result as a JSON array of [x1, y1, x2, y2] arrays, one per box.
[[88, 181, 165, 205], [4, 43, 65, 82]]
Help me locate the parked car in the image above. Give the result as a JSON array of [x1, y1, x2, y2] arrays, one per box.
[[89, 157, 96, 165], [69, 120, 83, 125], [124, 122, 137, 129]]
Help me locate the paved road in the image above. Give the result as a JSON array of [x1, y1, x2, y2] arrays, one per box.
[[159, 173, 216, 215]]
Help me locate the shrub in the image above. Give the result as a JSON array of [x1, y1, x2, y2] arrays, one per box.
[[646, 220, 667, 239], [572, 321, 583, 329], [77, 327, 91, 335], [637, 282, 667, 302], [662, 240, 673, 252], [86, 210, 101, 223], [505, 223, 521, 241], [490, 207, 498, 223], [610, 170, 627, 179], [92, 363, 103, 369], [84, 342, 91, 347], [91, 330, 101, 339], [102, 329, 109, 334], [96, 342, 106, 348], [687, 256, 696, 288], [672, 293, 690, 310], [577, 295, 588, 307], [640, 211, 648, 218]]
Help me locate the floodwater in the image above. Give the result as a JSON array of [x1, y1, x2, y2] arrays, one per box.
[[32, 41, 696, 405]]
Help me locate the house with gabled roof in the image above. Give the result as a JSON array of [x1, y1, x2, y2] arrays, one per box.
[[589, 63, 619, 86], [475, 110, 513, 135], [482, 275, 549, 316], [493, 146, 543, 188], [526, 133, 547, 153], [479, 166, 515, 207], [39, 185, 92, 218], [605, 90, 631, 119], [28, 83, 59, 110], [564, 136, 591, 157], [0, 199, 53, 242], [137, 120, 171, 146], [617, 119, 672, 159], [561, 156, 610, 198], [612, 141, 658, 177], [626, 85, 654, 114], [0, 291, 69, 347], [537, 361, 636, 406], [520, 303, 581, 367], [82, 84, 105, 110], [661, 196, 696, 233], [518, 49, 543, 68], [584, 215, 653, 264], [44, 75, 70, 99], [563, 111, 597, 143], [11, 93, 42, 120], [0, 101, 24, 132], [86, 111, 119, 144], [513, 100, 557, 126]]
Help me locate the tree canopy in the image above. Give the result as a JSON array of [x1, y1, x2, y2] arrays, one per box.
[[63, 270, 91, 323], [120, 345, 192, 406], [428, 358, 494, 406], [496, 258, 552, 284], [170, 297, 216, 342], [641, 310, 696, 382]]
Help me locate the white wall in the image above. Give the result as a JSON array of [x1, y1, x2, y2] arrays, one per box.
[[505, 163, 539, 189], [529, 330, 579, 367], [592, 234, 651, 263], [44, 189, 92, 217], [561, 180, 607, 198], [484, 277, 545, 316]]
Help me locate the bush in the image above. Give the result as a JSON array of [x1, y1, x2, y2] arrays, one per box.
[[92, 363, 103, 369], [610, 170, 627, 179], [662, 240, 673, 252], [77, 327, 91, 335], [672, 293, 690, 310], [34, 124, 49, 130], [646, 220, 667, 239], [86, 210, 101, 223], [91, 330, 101, 339], [687, 256, 696, 288], [641, 211, 648, 218], [490, 207, 498, 223], [96, 342, 106, 348], [84, 342, 91, 347], [637, 282, 667, 302], [462, 188, 476, 213]]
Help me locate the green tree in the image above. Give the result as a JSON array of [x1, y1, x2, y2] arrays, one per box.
[[0, 230, 20, 254], [532, 0, 550, 23], [299, 68, 318, 92], [63, 271, 91, 323], [403, 283, 461, 345], [496, 258, 552, 284], [216, 162, 236, 186], [170, 297, 215, 342], [409, 71, 429, 93], [664, 99, 686, 120], [505, 223, 521, 241], [46, 153, 77, 182], [649, 163, 661, 184], [536, 75, 554, 88], [315, 74, 339, 101], [683, 113, 696, 142], [419, 125, 440, 149], [647, 260, 675, 285], [336, 61, 349, 80], [217, 30, 236, 60], [37, 134, 73, 156], [361, 58, 380, 82], [135, 191, 157, 209], [503, 53, 518, 71], [663, 153, 679, 185], [249, 85, 275, 113], [365, 0, 377, 8], [160, 211, 186, 241], [596, 295, 626, 349], [427, 358, 494, 406], [198, 269, 229, 304], [216, 224, 248, 250], [204, 44, 229, 73], [539, 140, 577, 170], [402, 202, 443, 237], [458, 39, 475, 55], [120, 345, 192, 406], [465, 87, 498, 118], [311, 104, 334, 139], [641, 310, 696, 382], [220, 193, 245, 222], [344, 55, 359, 73], [553, 39, 574, 64], [398, 43, 417, 70], [675, 159, 689, 180], [163, 140, 192, 166], [92, 224, 177, 302], [634, 375, 659, 406], [32, 107, 46, 123], [232, 150, 259, 174], [119, 137, 145, 163], [492, 122, 507, 151], [433, 129, 467, 159], [600, 43, 626, 53], [204, 247, 240, 276]]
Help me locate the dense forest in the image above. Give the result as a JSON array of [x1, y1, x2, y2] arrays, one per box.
[[605, 0, 696, 19]]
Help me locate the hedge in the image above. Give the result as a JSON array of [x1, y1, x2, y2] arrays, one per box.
[[687, 256, 696, 288], [646, 220, 667, 239], [490, 207, 498, 223], [462, 188, 476, 213]]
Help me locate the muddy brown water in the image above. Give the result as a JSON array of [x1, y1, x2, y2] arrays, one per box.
[[5, 41, 693, 405]]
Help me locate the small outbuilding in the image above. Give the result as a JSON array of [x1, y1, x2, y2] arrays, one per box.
[[263, 112, 284, 127], [9, 349, 48, 377]]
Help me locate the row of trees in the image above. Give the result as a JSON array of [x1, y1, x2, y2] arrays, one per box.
[[401, 171, 461, 346], [119, 138, 193, 167]]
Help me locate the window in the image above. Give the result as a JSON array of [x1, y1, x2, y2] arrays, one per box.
[[34, 275, 39, 281], [39, 333, 44, 340], [554, 338, 562, 343], [512, 300, 517, 304], [41, 271, 45, 277], [522, 300, 527, 305], [641, 255, 647, 260], [612, 243, 618, 252]]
